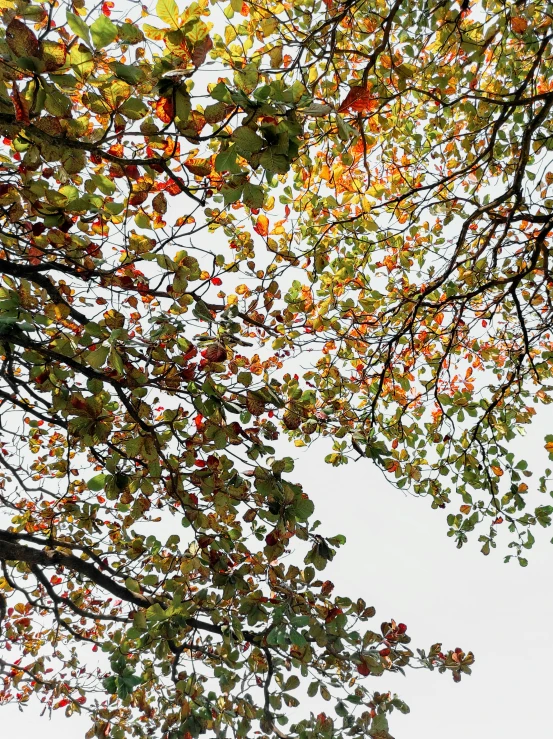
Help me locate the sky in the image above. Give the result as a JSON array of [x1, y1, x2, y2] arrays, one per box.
[[3, 412, 553, 738]]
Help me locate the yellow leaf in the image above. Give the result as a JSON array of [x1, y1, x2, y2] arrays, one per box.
[[157, 0, 180, 28], [254, 214, 269, 236], [45, 303, 70, 321]]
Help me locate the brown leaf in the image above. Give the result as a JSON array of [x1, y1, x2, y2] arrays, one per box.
[[511, 16, 528, 34], [191, 35, 213, 67], [246, 392, 265, 416], [152, 192, 167, 214], [6, 19, 39, 58], [11, 83, 30, 126], [283, 407, 302, 430]]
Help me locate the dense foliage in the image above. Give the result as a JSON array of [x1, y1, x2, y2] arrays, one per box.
[[1, 0, 553, 735]]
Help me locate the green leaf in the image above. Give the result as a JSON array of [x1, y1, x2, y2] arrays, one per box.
[[234, 63, 259, 94], [371, 714, 390, 733], [91, 15, 118, 48], [117, 23, 144, 45], [232, 126, 264, 154], [210, 82, 232, 103], [192, 299, 214, 322], [242, 182, 265, 208], [157, 0, 181, 29], [111, 62, 145, 85], [125, 577, 141, 593], [66, 11, 91, 46], [120, 97, 150, 119], [215, 146, 244, 174], [259, 148, 290, 174], [293, 495, 314, 522], [87, 344, 109, 369], [69, 43, 94, 80], [110, 347, 125, 375], [87, 474, 108, 492], [307, 681, 319, 698], [221, 183, 243, 206]]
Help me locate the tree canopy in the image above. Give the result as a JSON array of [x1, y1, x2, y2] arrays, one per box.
[[0, 0, 552, 735]]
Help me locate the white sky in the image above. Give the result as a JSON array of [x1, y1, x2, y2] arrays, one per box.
[[3, 409, 553, 737]]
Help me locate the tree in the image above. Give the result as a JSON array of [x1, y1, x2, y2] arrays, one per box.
[[2, 0, 552, 735]]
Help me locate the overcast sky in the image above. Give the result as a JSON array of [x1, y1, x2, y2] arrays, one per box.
[[3, 407, 553, 738]]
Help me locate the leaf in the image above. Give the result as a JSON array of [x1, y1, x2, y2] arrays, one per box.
[[232, 126, 264, 153], [204, 101, 228, 124], [120, 97, 150, 119], [111, 62, 145, 85], [66, 11, 92, 46], [117, 22, 144, 44], [125, 577, 141, 593], [91, 15, 118, 48], [221, 183, 243, 206], [511, 16, 528, 34], [338, 85, 376, 113], [70, 43, 94, 79], [87, 345, 109, 369], [254, 214, 269, 236], [11, 85, 30, 126], [293, 495, 314, 522], [215, 146, 244, 174], [192, 299, 214, 322], [242, 182, 265, 209], [6, 19, 39, 58], [371, 714, 390, 734], [40, 40, 67, 71], [234, 63, 259, 94], [87, 474, 108, 491], [301, 103, 332, 117], [259, 148, 290, 174], [157, 0, 181, 29]]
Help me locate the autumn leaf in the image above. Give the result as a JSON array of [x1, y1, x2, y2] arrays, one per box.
[[253, 214, 269, 236], [5, 18, 39, 58], [155, 96, 175, 123], [11, 83, 30, 125], [338, 85, 377, 113], [511, 16, 528, 33]]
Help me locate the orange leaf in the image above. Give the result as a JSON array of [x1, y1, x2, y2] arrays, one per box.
[[511, 16, 528, 33], [11, 83, 30, 126], [338, 86, 377, 113], [254, 214, 269, 237], [155, 97, 174, 124]]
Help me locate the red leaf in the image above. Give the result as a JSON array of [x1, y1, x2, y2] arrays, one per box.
[[11, 83, 30, 126], [338, 86, 377, 114], [325, 606, 343, 623], [155, 97, 174, 124]]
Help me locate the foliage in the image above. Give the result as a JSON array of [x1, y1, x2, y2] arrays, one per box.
[[3, 0, 553, 735]]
